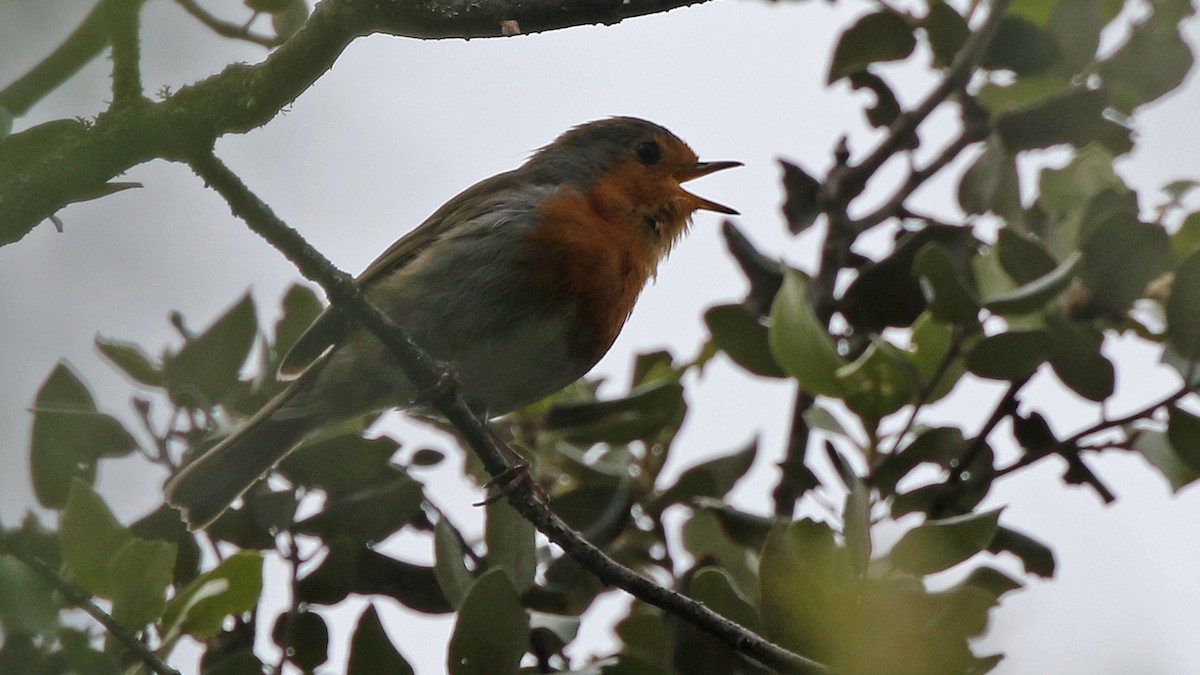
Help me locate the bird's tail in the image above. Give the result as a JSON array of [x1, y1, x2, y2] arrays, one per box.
[[165, 381, 318, 529]]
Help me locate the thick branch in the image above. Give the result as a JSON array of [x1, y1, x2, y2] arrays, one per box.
[[0, 0, 720, 244], [187, 151, 825, 675]]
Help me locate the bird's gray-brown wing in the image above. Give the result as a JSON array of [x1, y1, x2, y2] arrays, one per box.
[[277, 169, 524, 377]]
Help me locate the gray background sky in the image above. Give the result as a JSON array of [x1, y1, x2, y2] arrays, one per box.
[[2, 1, 1199, 673]]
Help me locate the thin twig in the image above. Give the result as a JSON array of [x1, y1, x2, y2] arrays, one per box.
[[820, 0, 1011, 210], [0, 539, 181, 675], [108, 0, 146, 107], [851, 130, 981, 231], [172, 0, 282, 48], [186, 151, 826, 674], [0, 0, 115, 116]]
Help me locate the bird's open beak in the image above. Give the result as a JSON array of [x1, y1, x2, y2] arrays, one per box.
[[678, 160, 743, 215]]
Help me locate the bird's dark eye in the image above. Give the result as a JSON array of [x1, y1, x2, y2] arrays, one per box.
[[635, 140, 662, 166]]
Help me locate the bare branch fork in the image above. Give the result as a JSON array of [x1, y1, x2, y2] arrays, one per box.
[[187, 151, 827, 675]]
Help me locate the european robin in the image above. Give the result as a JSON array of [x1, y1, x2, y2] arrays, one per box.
[[165, 117, 741, 528]]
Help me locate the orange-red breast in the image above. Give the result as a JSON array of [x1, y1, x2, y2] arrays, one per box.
[[165, 117, 740, 527]]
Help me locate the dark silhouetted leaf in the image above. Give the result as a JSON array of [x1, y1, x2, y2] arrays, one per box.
[[828, 10, 917, 83], [272, 283, 323, 360], [704, 304, 785, 378], [1134, 430, 1200, 492], [1078, 212, 1170, 316], [996, 229, 1057, 283], [1100, 6, 1194, 113], [1168, 251, 1200, 359], [913, 243, 980, 324], [996, 88, 1110, 151], [1045, 318, 1114, 402], [95, 336, 162, 386], [273, 610, 329, 672], [164, 293, 257, 409], [296, 469, 424, 543], [348, 604, 414, 675], [447, 569, 528, 675], [848, 71, 901, 128], [543, 380, 684, 444], [925, 1, 970, 66], [279, 433, 399, 496], [987, 526, 1055, 577], [890, 509, 1001, 575], [780, 161, 821, 234], [873, 427, 966, 495], [1167, 405, 1200, 470], [655, 438, 758, 508], [958, 137, 1021, 218], [981, 16, 1056, 75], [434, 518, 474, 609]]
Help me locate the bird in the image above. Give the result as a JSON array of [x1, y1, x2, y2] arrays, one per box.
[[165, 116, 741, 528]]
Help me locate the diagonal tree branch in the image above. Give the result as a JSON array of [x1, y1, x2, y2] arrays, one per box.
[[186, 150, 827, 675]]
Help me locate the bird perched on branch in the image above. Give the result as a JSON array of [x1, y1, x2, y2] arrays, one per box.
[[166, 116, 740, 528]]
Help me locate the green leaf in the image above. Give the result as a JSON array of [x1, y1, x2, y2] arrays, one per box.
[[759, 520, 855, 656], [780, 161, 822, 234], [848, 72, 902, 128], [1099, 6, 1194, 113], [447, 569, 528, 675], [485, 501, 536, 594], [273, 610, 329, 671], [838, 340, 917, 422], [30, 363, 139, 509], [279, 433, 399, 496], [348, 604, 414, 675], [673, 567, 762, 673], [890, 509, 1002, 575], [981, 16, 1056, 75], [957, 136, 1022, 219], [0, 556, 58, 638], [976, 74, 1069, 117], [529, 611, 581, 659], [842, 225, 976, 331], [1135, 429, 1200, 492], [272, 283, 323, 360], [162, 551, 263, 640], [109, 538, 176, 630], [925, 1, 969, 67], [996, 88, 1122, 152], [59, 480, 133, 598], [434, 518, 474, 609], [912, 243, 980, 324], [996, 229, 1058, 284], [769, 270, 845, 396], [986, 526, 1056, 577], [164, 293, 257, 409], [1045, 317, 1114, 401], [982, 251, 1080, 315], [655, 438, 757, 507], [966, 330, 1050, 382], [296, 469, 424, 543], [1038, 145, 1122, 217], [543, 379, 685, 444], [704, 304, 785, 378], [828, 10, 916, 83], [95, 336, 162, 386], [1167, 405, 1200, 471], [873, 427, 967, 495], [1078, 213, 1171, 316], [1168, 251, 1200, 360], [1170, 212, 1200, 265], [844, 480, 872, 574]]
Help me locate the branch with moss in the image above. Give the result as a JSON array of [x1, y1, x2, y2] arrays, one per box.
[[186, 150, 827, 674], [0, 0, 716, 242]]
